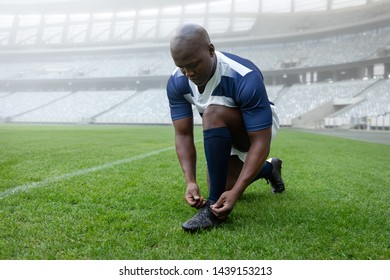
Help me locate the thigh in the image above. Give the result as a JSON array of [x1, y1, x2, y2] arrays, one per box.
[[202, 105, 250, 152]]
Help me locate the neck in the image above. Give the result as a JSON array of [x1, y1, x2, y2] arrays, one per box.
[[198, 85, 206, 93], [198, 54, 217, 94]]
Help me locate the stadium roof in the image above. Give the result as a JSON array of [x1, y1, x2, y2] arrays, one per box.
[[0, 0, 223, 13], [0, 0, 388, 14], [0, 0, 389, 48]]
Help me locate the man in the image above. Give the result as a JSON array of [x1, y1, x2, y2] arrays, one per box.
[[166, 23, 285, 232]]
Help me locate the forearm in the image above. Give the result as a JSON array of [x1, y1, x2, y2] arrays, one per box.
[[230, 129, 271, 198], [234, 145, 269, 196], [175, 133, 197, 185], [172, 117, 206, 209]]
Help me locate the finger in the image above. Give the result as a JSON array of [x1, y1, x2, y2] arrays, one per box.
[[210, 204, 224, 214], [195, 197, 206, 209], [192, 199, 201, 208], [186, 191, 199, 201], [188, 196, 205, 209], [211, 197, 224, 209], [211, 207, 228, 219], [186, 196, 198, 207]]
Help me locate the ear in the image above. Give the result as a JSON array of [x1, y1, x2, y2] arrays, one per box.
[[208, 44, 215, 56]]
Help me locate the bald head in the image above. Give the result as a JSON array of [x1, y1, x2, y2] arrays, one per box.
[[169, 24, 216, 87], [170, 23, 211, 56]]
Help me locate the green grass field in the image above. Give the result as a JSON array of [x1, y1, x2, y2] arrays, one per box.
[[0, 124, 389, 260]]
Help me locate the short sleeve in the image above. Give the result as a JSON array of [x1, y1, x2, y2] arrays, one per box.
[[166, 71, 193, 121], [236, 72, 272, 132]]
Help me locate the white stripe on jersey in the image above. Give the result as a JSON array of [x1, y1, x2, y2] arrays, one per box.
[[185, 51, 250, 114], [218, 51, 252, 77]]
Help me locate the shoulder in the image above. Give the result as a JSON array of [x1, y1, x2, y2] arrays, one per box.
[[217, 51, 263, 79], [167, 68, 191, 99]]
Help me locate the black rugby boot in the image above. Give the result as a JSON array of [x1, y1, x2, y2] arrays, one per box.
[[182, 201, 223, 232], [266, 158, 285, 193]]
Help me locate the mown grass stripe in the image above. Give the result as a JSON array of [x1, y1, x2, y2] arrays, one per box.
[[0, 145, 176, 200]]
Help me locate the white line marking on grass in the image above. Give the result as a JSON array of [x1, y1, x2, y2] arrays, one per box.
[[0, 145, 176, 200]]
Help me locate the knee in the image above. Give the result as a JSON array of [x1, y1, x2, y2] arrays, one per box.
[[203, 105, 250, 150], [202, 105, 226, 129], [203, 105, 239, 129]]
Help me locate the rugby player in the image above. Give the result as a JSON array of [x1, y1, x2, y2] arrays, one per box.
[[166, 23, 285, 232]]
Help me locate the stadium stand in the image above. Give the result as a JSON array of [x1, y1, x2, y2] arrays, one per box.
[[94, 89, 170, 124], [0, 91, 71, 121], [0, 25, 389, 80], [275, 79, 378, 126], [0, 92, 11, 98], [12, 90, 135, 123], [0, 0, 389, 129], [325, 79, 390, 129]]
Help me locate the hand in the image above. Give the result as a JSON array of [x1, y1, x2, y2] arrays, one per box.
[[210, 190, 240, 219], [184, 183, 206, 209]]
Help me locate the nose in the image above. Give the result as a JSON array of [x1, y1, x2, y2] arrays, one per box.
[[184, 67, 195, 78]]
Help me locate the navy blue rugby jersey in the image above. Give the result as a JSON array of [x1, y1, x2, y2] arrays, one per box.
[[166, 51, 272, 132]]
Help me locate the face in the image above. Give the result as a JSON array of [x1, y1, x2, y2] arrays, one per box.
[[171, 44, 215, 87]]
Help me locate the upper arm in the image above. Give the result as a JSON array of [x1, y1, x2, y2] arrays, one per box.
[[237, 72, 272, 132], [173, 116, 194, 137], [248, 127, 272, 149], [167, 73, 193, 121]]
